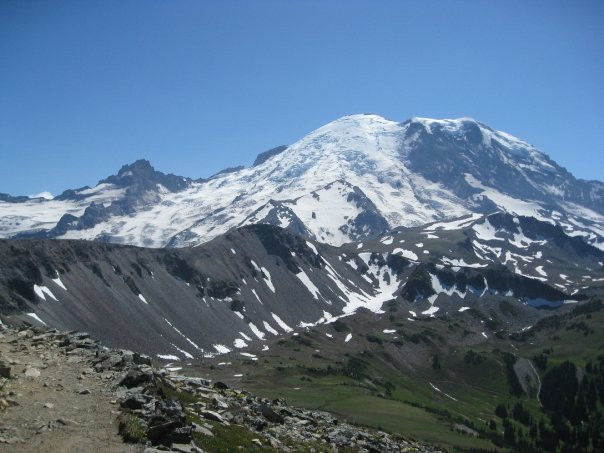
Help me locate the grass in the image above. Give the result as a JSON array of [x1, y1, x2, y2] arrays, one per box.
[[249, 373, 497, 451], [187, 298, 604, 452], [117, 413, 147, 443], [192, 419, 275, 452]]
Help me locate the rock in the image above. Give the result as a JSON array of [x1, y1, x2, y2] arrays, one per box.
[[78, 389, 91, 395], [251, 438, 263, 447], [210, 396, 229, 410], [0, 435, 24, 444], [213, 381, 229, 390], [261, 404, 285, 424], [0, 361, 10, 378], [156, 398, 185, 418], [171, 443, 203, 453], [119, 369, 154, 388], [166, 426, 193, 445], [133, 352, 152, 366], [43, 403, 54, 409], [72, 332, 91, 340], [23, 367, 40, 378], [200, 410, 228, 424], [120, 392, 152, 410], [192, 423, 213, 437], [147, 419, 180, 445], [249, 417, 267, 431], [17, 329, 34, 339]]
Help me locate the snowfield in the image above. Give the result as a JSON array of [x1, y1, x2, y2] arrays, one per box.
[[2, 113, 600, 250]]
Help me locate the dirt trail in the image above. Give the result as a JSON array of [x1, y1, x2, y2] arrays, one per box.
[[0, 329, 142, 453]]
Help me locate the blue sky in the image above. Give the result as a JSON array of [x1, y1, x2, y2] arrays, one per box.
[[1, 0, 603, 196]]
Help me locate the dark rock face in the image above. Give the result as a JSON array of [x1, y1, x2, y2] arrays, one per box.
[[20, 160, 196, 242], [239, 224, 323, 272], [0, 225, 378, 358], [99, 159, 192, 194], [401, 261, 579, 304], [404, 119, 604, 215], [0, 359, 10, 378], [253, 145, 288, 166], [487, 213, 604, 260], [243, 200, 313, 240], [341, 185, 389, 240], [400, 266, 436, 302], [208, 166, 245, 178], [0, 193, 30, 203]]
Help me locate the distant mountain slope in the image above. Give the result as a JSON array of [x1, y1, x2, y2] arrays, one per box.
[[1, 114, 602, 249], [1, 215, 601, 359]]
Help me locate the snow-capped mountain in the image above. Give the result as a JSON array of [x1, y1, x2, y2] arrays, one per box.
[[1, 114, 603, 249]]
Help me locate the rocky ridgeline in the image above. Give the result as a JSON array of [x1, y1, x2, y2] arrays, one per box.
[[0, 325, 441, 452]]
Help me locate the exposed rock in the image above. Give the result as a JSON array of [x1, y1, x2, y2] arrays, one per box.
[[24, 367, 40, 378], [119, 369, 154, 388], [260, 403, 284, 424], [0, 360, 10, 378]]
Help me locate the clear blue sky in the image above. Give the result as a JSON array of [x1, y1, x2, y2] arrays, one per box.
[[1, 0, 603, 196]]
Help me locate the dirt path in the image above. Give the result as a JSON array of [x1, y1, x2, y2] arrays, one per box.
[[0, 329, 142, 453]]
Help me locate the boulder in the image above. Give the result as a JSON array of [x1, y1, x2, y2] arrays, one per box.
[[261, 404, 285, 424], [119, 369, 153, 388], [0, 360, 10, 378]]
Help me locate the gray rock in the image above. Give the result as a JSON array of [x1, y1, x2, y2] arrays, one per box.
[[261, 404, 285, 424], [24, 367, 40, 378], [210, 396, 228, 410], [200, 410, 228, 424], [120, 392, 152, 410], [0, 361, 10, 378], [192, 422, 213, 437], [171, 444, 203, 453], [119, 369, 153, 388]]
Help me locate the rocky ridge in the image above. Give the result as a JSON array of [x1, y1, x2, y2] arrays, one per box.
[[0, 324, 441, 452]]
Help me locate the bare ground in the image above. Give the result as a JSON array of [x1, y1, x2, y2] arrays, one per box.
[[0, 330, 142, 453]]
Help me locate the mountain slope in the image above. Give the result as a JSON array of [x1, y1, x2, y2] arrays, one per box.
[[1, 214, 601, 360], [1, 114, 603, 249]]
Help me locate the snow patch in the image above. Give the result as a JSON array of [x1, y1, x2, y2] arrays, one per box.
[[26, 312, 46, 325], [271, 313, 293, 332]]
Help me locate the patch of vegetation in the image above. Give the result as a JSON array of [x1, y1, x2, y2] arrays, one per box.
[[117, 413, 147, 443], [130, 262, 143, 277], [292, 335, 313, 348], [431, 354, 441, 370], [122, 275, 140, 295], [501, 352, 523, 397], [87, 262, 110, 286], [163, 253, 199, 282], [332, 319, 350, 332], [343, 357, 368, 380], [365, 334, 383, 345], [499, 299, 520, 316], [192, 418, 275, 452], [464, 350, 484, 366], [157, 380, 197, 407], [532, 353, 548, 371]]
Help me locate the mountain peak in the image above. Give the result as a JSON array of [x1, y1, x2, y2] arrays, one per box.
[[99, 159, 192, 193], [116, 158, 155, 177]]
